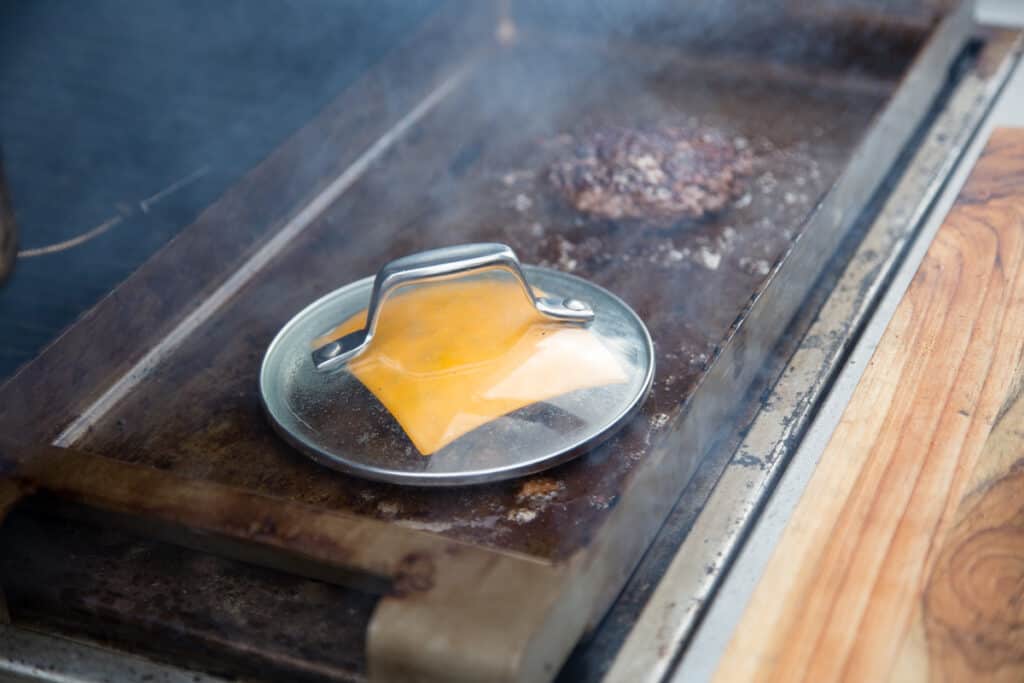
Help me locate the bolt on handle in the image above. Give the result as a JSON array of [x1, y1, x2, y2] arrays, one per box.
[[311, 243, 594, 372]]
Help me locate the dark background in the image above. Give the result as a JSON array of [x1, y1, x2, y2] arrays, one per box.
[[0, 0, 439, 380]]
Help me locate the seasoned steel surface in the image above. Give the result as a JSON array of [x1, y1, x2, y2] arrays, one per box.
[[72, 39, 889, 560]]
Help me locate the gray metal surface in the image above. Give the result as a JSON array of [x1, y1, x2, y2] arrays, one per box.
[[606, 22, 1023, 683], [0, 625, 226, 683], [263, 262, 654, 486]]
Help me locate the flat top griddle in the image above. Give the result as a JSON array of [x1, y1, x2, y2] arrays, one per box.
[[0, 2, 979, 681], [70, 36, 877, 560]]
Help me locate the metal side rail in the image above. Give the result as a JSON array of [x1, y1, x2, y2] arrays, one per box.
[[0, 625, 227, 683]]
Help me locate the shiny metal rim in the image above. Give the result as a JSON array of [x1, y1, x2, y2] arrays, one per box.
[[260, 265, 655, 487]]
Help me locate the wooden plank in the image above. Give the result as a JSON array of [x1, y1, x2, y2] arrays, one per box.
[[716, 127, 1024, 682], [0, 440, 575, 682]]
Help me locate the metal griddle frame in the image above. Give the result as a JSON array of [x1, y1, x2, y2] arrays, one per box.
[[0, 2, 1016, 681]]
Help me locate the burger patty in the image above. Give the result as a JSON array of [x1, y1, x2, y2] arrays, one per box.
[[548, 124, 754, 225]]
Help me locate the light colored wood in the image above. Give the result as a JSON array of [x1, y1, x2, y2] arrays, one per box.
[[0, 160, 15, 283], [715, 127, 1024, 683]]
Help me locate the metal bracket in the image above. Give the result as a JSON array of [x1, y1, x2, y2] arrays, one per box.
[[310, 243, 594, 372]]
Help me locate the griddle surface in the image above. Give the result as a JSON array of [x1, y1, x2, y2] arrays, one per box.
[[74, 38, 887, 560]]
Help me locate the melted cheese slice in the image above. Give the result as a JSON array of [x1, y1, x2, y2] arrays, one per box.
[[312, 276, 628, 455]]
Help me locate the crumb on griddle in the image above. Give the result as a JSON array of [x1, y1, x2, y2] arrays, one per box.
[[548, 124, 754, 226], [516, 477, 564, 503]]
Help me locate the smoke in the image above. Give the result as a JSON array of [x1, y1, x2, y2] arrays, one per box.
[[0, 0, 442, 379]]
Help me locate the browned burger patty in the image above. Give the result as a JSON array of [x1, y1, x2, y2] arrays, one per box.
[[548, 124, 753, 225]]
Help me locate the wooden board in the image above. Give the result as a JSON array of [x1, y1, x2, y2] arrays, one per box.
[[716, 127, 1024, 682]]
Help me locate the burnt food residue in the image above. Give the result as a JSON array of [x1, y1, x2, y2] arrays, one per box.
[[547, 123, 754, 226]]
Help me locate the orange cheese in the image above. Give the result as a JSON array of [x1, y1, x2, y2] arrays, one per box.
[[312, 276, 628, 455]]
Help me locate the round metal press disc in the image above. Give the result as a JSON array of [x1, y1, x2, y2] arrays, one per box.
[[260, 266, 654, 486]]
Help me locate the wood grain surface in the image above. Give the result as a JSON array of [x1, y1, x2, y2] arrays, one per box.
[[716, 127, 1024, 682]]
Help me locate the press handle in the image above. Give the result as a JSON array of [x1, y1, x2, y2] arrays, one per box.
[[311, 243, 594, 372]]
